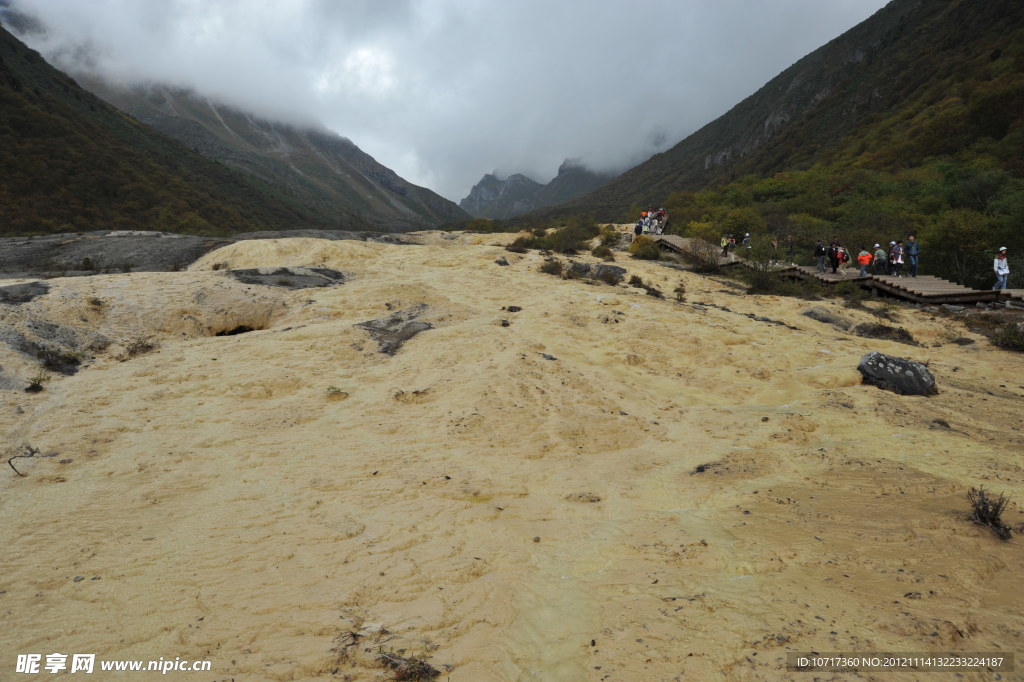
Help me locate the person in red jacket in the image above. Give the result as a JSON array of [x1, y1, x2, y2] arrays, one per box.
[[856, 248, 873, 277]]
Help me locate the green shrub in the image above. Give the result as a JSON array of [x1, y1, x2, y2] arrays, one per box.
[[505, 217, 600, 254], [591, 245, 614, 261], [506, 235, 539, 253], [832, 280, 871, 301], [599, 224, 622, 247], [543, 216, 600, 253], [539, 259, 564, 277], [593, 267, 623, 285], [992, 322, 1024, 352], [628, 235, 662, 260], [734, 268, 820, 297]]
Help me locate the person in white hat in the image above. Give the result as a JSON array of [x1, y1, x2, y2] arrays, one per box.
[[993, 247, 1009, 290], [873, 243, 888, 276]]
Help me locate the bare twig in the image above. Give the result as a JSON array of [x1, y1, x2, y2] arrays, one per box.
[[7, 445, 56, 477]]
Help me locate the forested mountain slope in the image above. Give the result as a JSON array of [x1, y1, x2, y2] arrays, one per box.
[[543, 0, 1023, 226], [80, 80, 470, 231], [0, 24, 366, 236]]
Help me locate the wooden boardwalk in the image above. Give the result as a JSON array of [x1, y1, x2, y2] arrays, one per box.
[[650, 235, 740, 266], [869, 275, 1002, 304], [646, 235, 1023, 306]]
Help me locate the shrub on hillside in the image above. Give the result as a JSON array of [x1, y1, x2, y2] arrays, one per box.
[[599, 224, 622, 247], [831, 280, 871, 301], [543, 216, 600, 253], [505, 217, 600, 254], [591, 245, 615, 261], [734, 268, 820, 297], [539, 259, 564, 277], [628, 235, 661, 260], [992, 322, 1024, 352], [506, 235, 540, 253]]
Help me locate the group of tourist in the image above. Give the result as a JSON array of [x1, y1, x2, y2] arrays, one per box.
[[719, 233, 751, 255], [813, 235, 921, 278], [633, 208, 668, 237], [711, 228, 1011, 290]]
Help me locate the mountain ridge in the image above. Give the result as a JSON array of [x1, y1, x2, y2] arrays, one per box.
[[0, 22, 354, 236], [68, 78, 471, 231], [531, 0, 1024, 222], [460, 160, 615, 219]]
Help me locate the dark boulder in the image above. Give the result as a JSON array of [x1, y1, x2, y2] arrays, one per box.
[[566, 261, 626, 285], [857, 351, 937, 395]]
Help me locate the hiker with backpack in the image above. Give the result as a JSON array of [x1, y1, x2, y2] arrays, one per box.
[[836, 245, 852, 277]]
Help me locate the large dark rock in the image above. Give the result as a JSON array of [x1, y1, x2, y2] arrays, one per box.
[[566, 261, 626, 284], [857, 352, 937, 396]]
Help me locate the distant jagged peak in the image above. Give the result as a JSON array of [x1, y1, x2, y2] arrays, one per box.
[[459, 158, 615, 219], [477, 170, 541, 186], [556, 158, 588, 174]]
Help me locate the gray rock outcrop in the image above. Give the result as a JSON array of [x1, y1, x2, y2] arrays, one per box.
[[801, 306, 851, 330], [857, 351, 937, 396]]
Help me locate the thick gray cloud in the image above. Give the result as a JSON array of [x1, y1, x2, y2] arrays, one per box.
[[7, 0, 889, 201]]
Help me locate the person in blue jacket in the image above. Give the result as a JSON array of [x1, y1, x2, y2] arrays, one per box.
[[906, 234, 920, 277]]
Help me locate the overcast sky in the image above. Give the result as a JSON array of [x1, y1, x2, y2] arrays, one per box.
[[7, 0, 890, 202]]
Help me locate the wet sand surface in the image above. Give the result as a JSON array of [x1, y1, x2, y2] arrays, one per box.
[[1, 234, 1022, 680]]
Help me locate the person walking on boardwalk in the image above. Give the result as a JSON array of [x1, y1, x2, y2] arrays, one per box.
[[814, 240, 827, 273], [890, 240, 904, 277], [856, 248, 872, 277], [827, 242, 841, 274], [993, 247, 1010, 290], [906, 234, 920, 277], [872, 243, 887, 276]]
